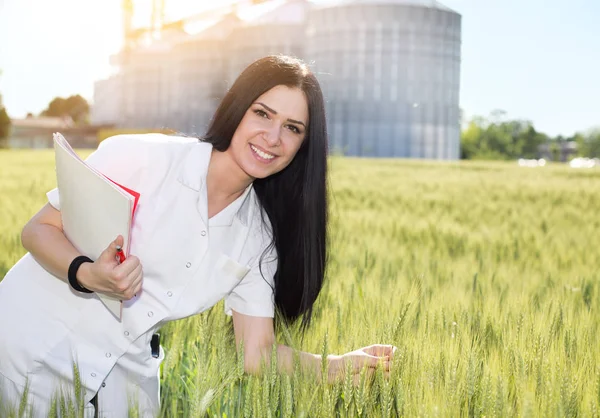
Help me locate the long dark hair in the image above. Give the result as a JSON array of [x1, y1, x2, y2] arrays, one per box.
[[202, 55, 328, 330]]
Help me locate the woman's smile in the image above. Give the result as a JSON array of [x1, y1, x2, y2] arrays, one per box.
[[249, 143, 278, 163]]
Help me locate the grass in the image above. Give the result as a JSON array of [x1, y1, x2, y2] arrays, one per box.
[[0, 148, 599, 416]]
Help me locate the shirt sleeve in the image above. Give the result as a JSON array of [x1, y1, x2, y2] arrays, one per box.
[[224, 243, 277, 318], [46, 188, 61, 210], [45, 135, 150, 211]]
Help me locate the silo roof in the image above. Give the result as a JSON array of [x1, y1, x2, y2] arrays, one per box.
[[240, 0, 309, 26], [319, 0, 458, 13]]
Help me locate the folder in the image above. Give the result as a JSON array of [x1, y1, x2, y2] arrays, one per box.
[[52, 132, 140, 320]]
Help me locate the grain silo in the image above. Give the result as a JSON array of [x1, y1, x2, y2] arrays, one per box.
[[307, 0, 462, 159], [226, 0, 310, 88], [170, 14, 242, 134]]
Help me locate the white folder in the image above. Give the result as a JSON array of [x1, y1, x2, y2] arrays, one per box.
[[53, 132, 138, 320]]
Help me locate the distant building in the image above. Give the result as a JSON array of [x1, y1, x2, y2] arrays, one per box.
[[170, 14, 242, 135], [120, 42, 177, 131], [92, 0, 462, 159], [8, 116, 110, 149], [91, 75, 123, 127], [538, 141, 578, 162]]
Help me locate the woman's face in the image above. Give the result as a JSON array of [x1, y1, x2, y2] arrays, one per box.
[[227, 85, 309, 180]]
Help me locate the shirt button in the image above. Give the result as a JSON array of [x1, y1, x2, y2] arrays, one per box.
[[167, 291, 173, 297], [91, 373, 96, 377], [148, 311, 154, 317], [186, 262, 191, 268], [105, 353, 112, 358], [124, 331, 130, 337], [102, 382, 106, 388], [201, 230, 206, 236]]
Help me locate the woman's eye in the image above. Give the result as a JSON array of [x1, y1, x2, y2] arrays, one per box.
[[287, 125, 300, 134], [254, 109, 268, 118]]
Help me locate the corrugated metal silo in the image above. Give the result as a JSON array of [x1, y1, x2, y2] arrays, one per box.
[[307, 0, 462, 159]]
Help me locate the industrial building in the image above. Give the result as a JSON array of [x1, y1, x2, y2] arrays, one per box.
[[92, 0, 462, 159]]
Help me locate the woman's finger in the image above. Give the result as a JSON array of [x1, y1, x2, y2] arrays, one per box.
[[352, 355, 387, 372], [126, 264, 143, 287], [352, 367, 376, 386], [132, 282, 143, 298], [363, 344, 395, 357], [130, 274, 143, 293], [373, 359, 391, 371]]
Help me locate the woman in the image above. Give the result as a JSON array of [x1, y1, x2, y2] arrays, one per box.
[[0, 55, 395, 417]]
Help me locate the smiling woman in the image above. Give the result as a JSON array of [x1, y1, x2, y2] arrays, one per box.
[[225, 86, 309, 177], [0, 55, 395, 417]]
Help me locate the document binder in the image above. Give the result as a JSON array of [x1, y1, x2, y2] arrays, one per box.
[[53, 132, 140, 320]]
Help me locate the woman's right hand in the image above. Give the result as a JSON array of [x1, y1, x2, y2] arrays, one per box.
[[77, 235, 143, 300]]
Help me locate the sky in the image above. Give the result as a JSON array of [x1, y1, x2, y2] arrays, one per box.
[[0, 0, 598, 137]]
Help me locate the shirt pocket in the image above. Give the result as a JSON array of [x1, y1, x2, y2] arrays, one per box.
[[178, 251, 251, 317], [214, 253, 251, 282], [208, 253, 251, 301]]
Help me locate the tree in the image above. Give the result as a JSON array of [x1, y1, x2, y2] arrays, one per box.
[[460, 118, 485, 159], [460, 112, 547, 160], [0, 106, 10, 143], [40, 94, 89, 124], [0, 72, 11, 147], [518, 125, 547, 159], [576, 128, 600, 158]]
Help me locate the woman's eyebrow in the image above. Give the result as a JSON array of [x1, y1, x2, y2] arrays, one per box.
[[255, 102, 307, 129]]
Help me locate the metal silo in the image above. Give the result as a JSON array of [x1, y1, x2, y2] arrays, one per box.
[[116, 41, 174, 130], [226, 0, 310, 87], [170, 15, 241, 135], [307, 0, 462, 159]]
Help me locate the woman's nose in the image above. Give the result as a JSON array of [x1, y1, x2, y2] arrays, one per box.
[[263, 125, 281, 146]]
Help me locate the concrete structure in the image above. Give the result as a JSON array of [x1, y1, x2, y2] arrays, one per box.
[[92, 0, 462, 159]]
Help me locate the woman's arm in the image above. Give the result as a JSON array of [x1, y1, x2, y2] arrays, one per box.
[[21, 203, 143, 300], [231, 310, 394, 384], [22, 203, 88, 282]]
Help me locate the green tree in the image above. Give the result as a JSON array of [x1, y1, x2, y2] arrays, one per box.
[[460, 119, 484, 159], [0, 72, 11, 147], [518, 125, 547, 159], [576, 129, 600, 158], [40, 94, 89, 124], [460, 112, 548, 160], [0, 106, 10, 146]]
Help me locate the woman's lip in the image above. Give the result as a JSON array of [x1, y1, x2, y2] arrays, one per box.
[[250, 143, 278, 158]]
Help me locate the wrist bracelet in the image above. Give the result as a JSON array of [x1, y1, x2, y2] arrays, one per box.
[[68, 255, 94, 293]]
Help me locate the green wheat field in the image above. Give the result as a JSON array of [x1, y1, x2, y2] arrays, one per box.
[[1, 148, 599, 417]]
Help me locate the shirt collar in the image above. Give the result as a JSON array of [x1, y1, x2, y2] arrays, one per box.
[[176, 140, 211, 192], [176, 140, 254, 227]]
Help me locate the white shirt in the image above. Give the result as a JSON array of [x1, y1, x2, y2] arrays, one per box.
[[0, 134, 277, 416]]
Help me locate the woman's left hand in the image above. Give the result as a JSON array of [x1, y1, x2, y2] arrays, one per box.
[[327, 344, 397, 384]]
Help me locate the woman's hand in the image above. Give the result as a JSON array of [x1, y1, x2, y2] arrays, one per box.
[[78, 235, 143, 300], [328, 344, 397, 385]]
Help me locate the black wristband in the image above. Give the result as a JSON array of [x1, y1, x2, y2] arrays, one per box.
[[68, 255, 94, 293]]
